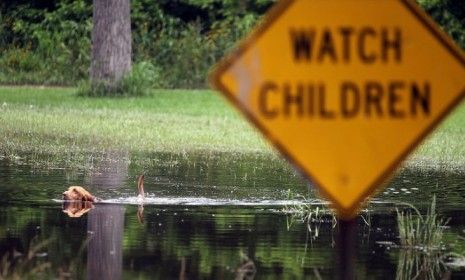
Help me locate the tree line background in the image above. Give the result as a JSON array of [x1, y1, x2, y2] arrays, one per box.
[[0, 0, 463, 89]]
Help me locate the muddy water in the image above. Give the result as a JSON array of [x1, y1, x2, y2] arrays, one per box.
[[0, 153, 464, 279]]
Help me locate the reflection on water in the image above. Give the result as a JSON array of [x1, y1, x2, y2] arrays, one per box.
[[0, 205, 464, 278], [395, 249, 446, 280], [0, 153, 464, 278], [62, 201, 94, 217], [87, 205, 124, 280]]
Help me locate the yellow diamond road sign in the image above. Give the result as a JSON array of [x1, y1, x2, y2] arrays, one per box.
[[209, 0, 465, 218]]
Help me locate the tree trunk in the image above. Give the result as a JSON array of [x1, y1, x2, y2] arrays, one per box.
[[91, 0, 132, 88]]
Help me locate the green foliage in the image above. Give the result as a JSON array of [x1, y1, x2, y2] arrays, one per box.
[[0, 0, 264, 88], [77, 61, 159, 97], [0, 0, 463, 88], [130, 0, 265, 88], [417, 0, 465, 48], [0, 1, 91, 85]]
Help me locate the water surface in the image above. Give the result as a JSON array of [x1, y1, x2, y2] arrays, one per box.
[[0, 153, 464, 279]]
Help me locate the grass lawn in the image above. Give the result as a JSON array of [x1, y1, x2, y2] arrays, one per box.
[[0, 86, 464, 171]]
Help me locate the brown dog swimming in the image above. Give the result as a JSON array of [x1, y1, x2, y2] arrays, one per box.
[[62, 175, 145, 218], [62, 175, 145, 202], [62, 186, 98, 202]]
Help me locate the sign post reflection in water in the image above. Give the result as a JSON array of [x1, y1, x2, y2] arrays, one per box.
[[209, 0, 465, 218]]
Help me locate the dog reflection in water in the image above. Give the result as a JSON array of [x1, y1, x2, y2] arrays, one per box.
[[62, 175, 145, 220]]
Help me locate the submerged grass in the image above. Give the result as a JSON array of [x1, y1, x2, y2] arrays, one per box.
[[396, 196, 449, 250], [282, 189, 337, 239], [394, 196, 457, 279], [0, 86, 464, 170], [0, 87, 270, 168]]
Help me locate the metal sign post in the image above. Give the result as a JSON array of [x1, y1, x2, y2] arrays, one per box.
[[337, 218, 357, 280]]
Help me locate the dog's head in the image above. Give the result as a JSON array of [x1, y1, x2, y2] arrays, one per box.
[[62, 186, 95, 202]]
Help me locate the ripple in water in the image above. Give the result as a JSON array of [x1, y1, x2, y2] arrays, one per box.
[[54, 195, 326, 206]]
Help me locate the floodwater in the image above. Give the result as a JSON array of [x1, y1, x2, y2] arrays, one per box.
[[0, 153, 464, 279]]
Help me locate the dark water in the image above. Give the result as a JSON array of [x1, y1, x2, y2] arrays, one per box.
[[0, 153, 464, 279]]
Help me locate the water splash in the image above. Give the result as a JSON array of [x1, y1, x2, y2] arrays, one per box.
[[54, 194, 326, 207]]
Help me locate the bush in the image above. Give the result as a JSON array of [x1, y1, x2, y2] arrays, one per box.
[[418, 0, 465, 48], [77, 61, 159, 97], [0, 0, 463, 89], [131, 0, 263, 88], [0, 0, 265, 88], [0, 0, 91, 85]]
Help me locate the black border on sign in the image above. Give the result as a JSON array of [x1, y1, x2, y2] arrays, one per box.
[[208, 0, 465, 219]]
